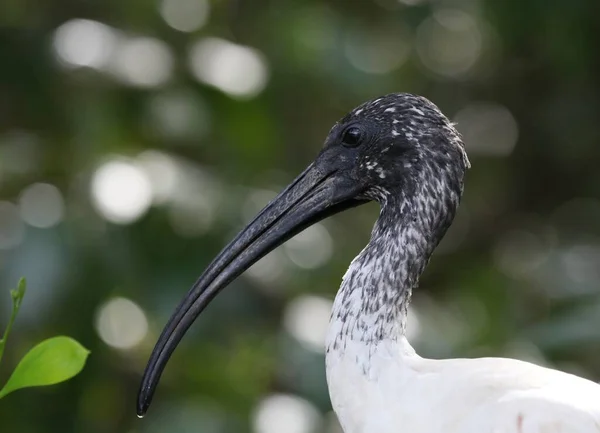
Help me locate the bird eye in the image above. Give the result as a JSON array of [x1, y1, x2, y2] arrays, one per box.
[[341, 126, 363, 147]]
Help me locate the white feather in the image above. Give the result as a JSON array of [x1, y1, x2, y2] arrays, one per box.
[[326, 335, 600, 433]]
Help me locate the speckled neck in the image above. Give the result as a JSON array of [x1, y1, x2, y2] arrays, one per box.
[[326, 173, 462, 355], [325, 211, 428, 354]]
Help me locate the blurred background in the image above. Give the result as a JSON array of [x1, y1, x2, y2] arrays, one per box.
[[1, 0, 600, 431]]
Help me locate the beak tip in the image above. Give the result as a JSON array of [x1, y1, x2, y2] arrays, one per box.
[[136, 402, 148, 418], [136, 387, 152, 418]]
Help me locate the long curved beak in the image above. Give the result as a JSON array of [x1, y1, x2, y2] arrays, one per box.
[[137, 159, 367, 416]]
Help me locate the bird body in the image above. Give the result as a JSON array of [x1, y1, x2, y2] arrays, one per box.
[[138, 93, 600, 432], [326, 234, 600, 432], [327, 339, 600, 433]]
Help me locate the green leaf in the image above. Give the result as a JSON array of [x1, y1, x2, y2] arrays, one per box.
[[0, 336, 90, 399]]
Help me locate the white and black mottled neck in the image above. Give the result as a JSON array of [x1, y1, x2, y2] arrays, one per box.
[[326, 171, 462, 369], [324, 93, 468, 381]]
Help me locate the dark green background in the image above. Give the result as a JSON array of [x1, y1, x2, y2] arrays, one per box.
[[1, 0, 599, 432]]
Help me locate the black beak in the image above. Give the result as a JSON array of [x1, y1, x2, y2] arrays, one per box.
[[137, 155, 367, 417]]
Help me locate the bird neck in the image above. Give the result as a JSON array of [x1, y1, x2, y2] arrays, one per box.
[[327, 190, 453, 357]]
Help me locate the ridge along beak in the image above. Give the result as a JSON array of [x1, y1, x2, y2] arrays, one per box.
[[137, 155, 367, 417]]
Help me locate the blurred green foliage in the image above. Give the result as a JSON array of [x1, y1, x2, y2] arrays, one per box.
[[0, 0, 599, 432]]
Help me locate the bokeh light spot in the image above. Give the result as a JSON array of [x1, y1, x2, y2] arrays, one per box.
[[91, 159, 153, 224], [284, 295, 333, 353], [247, 253, 288, 287], [416, 9, 483, 78], [252, 394, 321, 433], [18, 183, 65, 228], [189, 38, 269, 98], [160, 0, 210, 33], [136, 150, 181, 205], [95, 297, 148, 349], [53, 19, 117, 69], [284, 223, 333, 269], [561, 244, 600, 285], [112, 37, 174, 87]]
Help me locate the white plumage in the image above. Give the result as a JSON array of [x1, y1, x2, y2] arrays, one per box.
[[325, 198, 600, 433], [327, 333, 600, 433]]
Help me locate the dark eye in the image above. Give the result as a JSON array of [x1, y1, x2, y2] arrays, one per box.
[[341, 126, 363, 147]]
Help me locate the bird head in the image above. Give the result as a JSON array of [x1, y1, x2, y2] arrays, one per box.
[[316, 93, 469, 205], [136, 93, 469, 416]]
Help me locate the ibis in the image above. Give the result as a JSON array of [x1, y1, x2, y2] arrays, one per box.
[[138, 93, 600, 432]]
